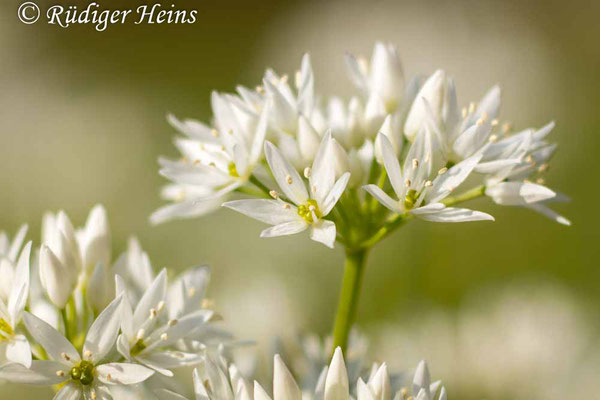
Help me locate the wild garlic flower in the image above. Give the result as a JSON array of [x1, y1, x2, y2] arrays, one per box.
[[0, 225, 28, 303], [0, 296, 154, 399], [116, 269, 215, 377], [224, 134, 350, 248], [364, 132, 494, 223], [154, 348, 445, 400], [0, 242, 32, 367], [151, 93, 271, 225]]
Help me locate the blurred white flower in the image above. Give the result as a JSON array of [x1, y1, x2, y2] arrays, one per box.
[[0, 225, 28, 302]]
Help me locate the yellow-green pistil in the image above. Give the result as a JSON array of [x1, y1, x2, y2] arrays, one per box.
[[70, 360, 95, 386], [130, 338, 147, 357], [228, 162, 239, 177], [403, 189, 418, 210], [297, 199, 321, 223], [0, 318, 14, 341]]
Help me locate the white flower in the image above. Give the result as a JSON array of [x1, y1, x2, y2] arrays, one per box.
[[0, 224, 28, 302], [116, 269, 214, 377], [364, 132, 494, 223], [346, 42, 404, 112], [151, 93, 271, 225], [223, 134, 350, 248], [0, 295, 154, 399], [0, 242, 32, 367], [404, 70, 449, 142]]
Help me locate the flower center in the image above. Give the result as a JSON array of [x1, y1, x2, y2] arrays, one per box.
[[130, 338, 147, 356], [228, 162, 239, 177], [0, 318, 14, 341], [70, 360, 95, 386], [297, 199, 321, 223], [403, 189, 418, 210]]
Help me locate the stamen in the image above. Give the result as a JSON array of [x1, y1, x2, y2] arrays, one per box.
[[468, 102, 476, 114], [489, 134, 498, 143], [461, 107, 467, 118], [438, 167, 448, 175], [136, 329, 145, 340], [303, 167, 312, 178], [157, 301, 165, 312], [269, 190, 279, 199], [210, 129, 218, 138], [283, 203, 291, 210], [150, 308, 157, 319], [161, 333, 168, 341], [405, 179, 412, 187], [56, 370, 65, 377], [412, 159, 419, 169], [536, 178, 545, 184], [424, 180, 433, 187], [84, 350, 92, 359], [168, 319, 178, 327], [91, 391, 97, 400], [61, 353, 71, 361], [106, 373, 112, 381], [491, 119, 499, 127], [286, 174, 293, 184]]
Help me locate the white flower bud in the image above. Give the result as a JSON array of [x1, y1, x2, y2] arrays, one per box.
[[404, 69, 448, 142], [297, 115, 321, 163], [87, 263, 114, 312], [39, 245, 77, 308], [369, 42, 404, 111], [81, 204, 111, 272]]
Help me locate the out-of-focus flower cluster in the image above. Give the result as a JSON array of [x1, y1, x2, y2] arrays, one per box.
[[154, 42, 569, 249], [0, 207, 446, 400]]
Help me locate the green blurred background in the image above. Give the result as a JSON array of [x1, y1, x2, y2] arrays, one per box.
[[1, 0, 599, 399]]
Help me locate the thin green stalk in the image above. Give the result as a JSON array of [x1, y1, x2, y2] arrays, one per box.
[[331, 247, 369, 354], [249, 175, 272, 197], [442, 185, 486, 206]]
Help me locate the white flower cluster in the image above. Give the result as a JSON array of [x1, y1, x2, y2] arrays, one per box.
[[0, 207, 230, 399], [153, 42, 569, 248], [156, 347, 444, 400]]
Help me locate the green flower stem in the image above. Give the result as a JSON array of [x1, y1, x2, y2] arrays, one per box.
[[442, 185, 486, 206], [332, 247, 369, 354], [249, 175, 272, 197]]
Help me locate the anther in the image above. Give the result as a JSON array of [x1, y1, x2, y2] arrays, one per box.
[[536, 178, 545, 184], [210, 129, 218, 138], [481, 111, 488, 121], [256, 86, 265, 94], [136, 329, 145, 340], [269, 190, 279, 199], [489, 134, 498, 143], [468, 102, 476, 114], [84, 350, 92, 359], [538, 163, 549, 172], [525, 155, 534, 164], [56, 370, 65, 377], [61, 352, 71, 361], [303, 167, 312, 178], [106, 374, 112, 381], [311, 185, 317, 193], [476, 118, 485, 126], [491, 119, 499, 127], [280, 75, 288, 84], [412, 159, 419, 169], [405, 179, 412, 187], [286, 174, 293, 184], [150, 308, 157, 319], [161, 333, 168, 341], [91, 392, 97, 400], [283, 203, 291, 210], [438, 167, 448, 175], [424, 180, 433, 187], [157, 301, 165, 312], [502, 122, 512, 134], [400, 388, 408, 398], [461, 107, 467, 118], [168, 319, 178, 327], [193, 159, 200, 165]]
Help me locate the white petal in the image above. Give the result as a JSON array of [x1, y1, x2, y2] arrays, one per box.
[[39, 245, 75, 309], [150, 197, 224, 225], [415, 207, 494, 223], [404, 70, 446, 141], [321, 173, 351, 216], [159, 163, 232, 187], [7, 224, 28, 262], [310, 131, 336, 204], [54, 382, 81, 400], [362, 185, 401, 213], [8, 241, 31, 324], [167, 113, 217, 143], [409, 203, 446, 215], [413, 361, 430, 399], [265, 141, 308, 204], [369, 42, 404, 106], [0, 360, 66, 385], [526, 203, 571, 226], [296, 53, 315, 116], [84, 295, 123, 363], [324, 347, 349, 400], [87, 263, 114, 312], [378, 133, 404, 198], [298, 116, 321, 162], [249, 99, 271, 165], [310, 220, 337, 248], [357, 378, 375, 400], [223, 200, 298, 225], [6, 334, 32, 368], [82, 204, 111, 271], [273, 354, 302, 400], [96, 362, 155, 385], [260, 220, 307, 238], [154, 388, 191, 400], [452, 123, 491, 159], [427, 154, 481, 203], [345, 53, 369, 94], [485, 182, 556, 205], [254, 381, 273, 400], [133, 269, 167, 331], [23, 312, 79, 364], [474, 158, 521, 174], [368, 363, 391, 400]]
